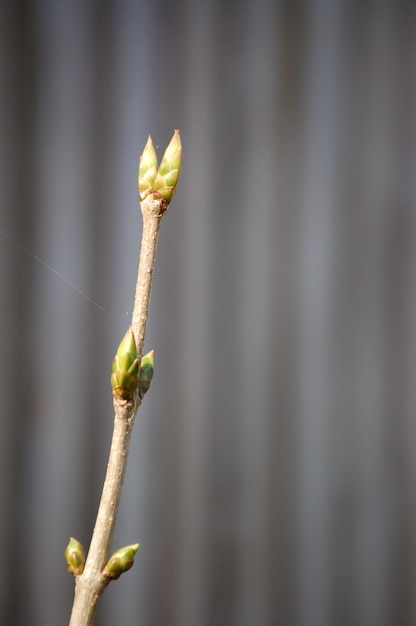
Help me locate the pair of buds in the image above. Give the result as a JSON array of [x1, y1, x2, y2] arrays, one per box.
[[65, 537, 139, 580], [110, 328, 154, 401], [138, 130, 182, 204]]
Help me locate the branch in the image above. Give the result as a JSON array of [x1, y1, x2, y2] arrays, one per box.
[[67, 131, 181, 626]]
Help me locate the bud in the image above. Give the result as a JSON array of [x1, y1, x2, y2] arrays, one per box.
[[138, 349, 154, 398], [64, 537, 85, 575], [138, 135, 158, 201], [103, 543, 140, 580], [111, 328, 139, 400], [152, 130, 182, 203]]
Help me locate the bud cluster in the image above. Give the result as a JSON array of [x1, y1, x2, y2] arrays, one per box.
[[138, 130, 182, 205]]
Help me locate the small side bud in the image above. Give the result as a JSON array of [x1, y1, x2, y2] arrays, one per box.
[[138, 135, 158, 201], [138, 349, 154, 398], [153, 130, 182, 203], [111, 327, 139, 400], [103, 543, 140, 580], [64, 537, 85, 576]]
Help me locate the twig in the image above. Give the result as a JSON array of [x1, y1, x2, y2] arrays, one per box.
[[67, 131, 181, 625]]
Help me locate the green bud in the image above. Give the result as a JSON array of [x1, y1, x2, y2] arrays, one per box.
[[64, 537, 85, 575], [138, 349, 154, 398], [138, 135, 158, 201], [152, 130, 182, 203], [111, 328, 139, 400], [103, 543, 140, 580]]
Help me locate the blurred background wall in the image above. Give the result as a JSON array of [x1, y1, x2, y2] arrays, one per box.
[[1, 0, 416, 624]]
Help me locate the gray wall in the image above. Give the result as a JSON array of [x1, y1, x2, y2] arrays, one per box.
[[1, 0, 416, 624]]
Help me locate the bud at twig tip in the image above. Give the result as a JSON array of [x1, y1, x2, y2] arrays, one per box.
[[138, 135, 158, 201], [153, 130, 182, 203]]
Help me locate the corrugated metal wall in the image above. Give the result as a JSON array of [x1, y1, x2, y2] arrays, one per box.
[[1, 0, 416, 624]]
